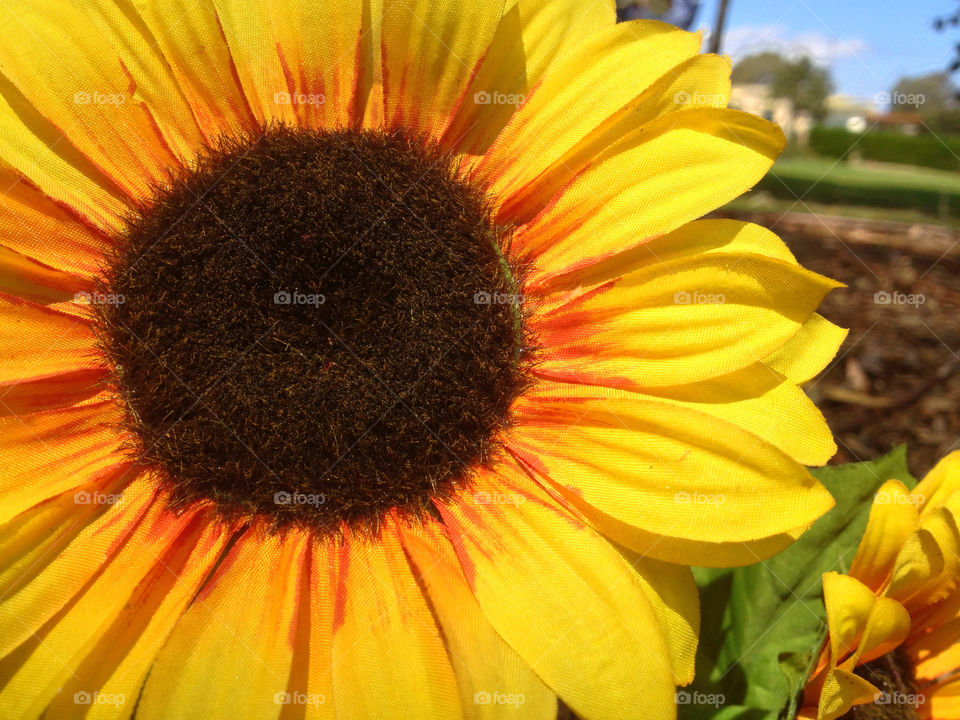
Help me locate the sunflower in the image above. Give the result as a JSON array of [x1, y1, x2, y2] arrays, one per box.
[[0, 1, 843, 718], [799, 452, 960, 720]]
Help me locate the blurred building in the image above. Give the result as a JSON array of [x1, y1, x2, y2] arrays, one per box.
[[729, 83, 812, 142], [823, 95, 873, 133]]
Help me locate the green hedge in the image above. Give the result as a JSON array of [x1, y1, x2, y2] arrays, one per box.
[[754, 173, 960, 217], [810, 127, 960, 171]]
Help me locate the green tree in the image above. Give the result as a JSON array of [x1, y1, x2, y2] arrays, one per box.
[[771, 56, 833, 122], [890, 72, 956, 114], [731, 51, 788, 85]]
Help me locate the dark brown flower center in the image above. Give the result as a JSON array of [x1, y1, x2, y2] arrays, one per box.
[[841, 649, 923, 720], [97, 125, 528, 534]]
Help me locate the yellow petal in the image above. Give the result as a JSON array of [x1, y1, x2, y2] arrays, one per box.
[[0, 463, 133, 600], [514, 108, 785, 282], [910, 507, 960, 605], [762, 314, 848, 384], [616, 547, 700, 686], [331, 526, 462, 719], [124, 0, 258, 139], [531, 254, 839, 388], [817, 667, 879, 720], [0, 474, 156, 663], [532, 218, 798, 297], [887, 528, 946, 604], [495, 53, 733, 222], [299, 538, 336, 720], [508, 381, 833, 564], [928, 678, 960, 720], [400, 518, 558, 719], [0, 293, 101, 391], [853, 596, 911, 665], [379, 0, 503, 138], [0, 166, 115, 278], [214, 0, 375, 130], [513, 0, 616, 87], [823, 572, 877, 664], [640, 363, 836, 466], [848, 480, 919, 592], [475, 20, 703, 220], [0, 394, 127, 524], [0, 114, 127, 232], [138, 528, 309, 720], [40, 516, 233, 720], [442, 0, 617, 155], [912, 451, 960, 514], [438, 459, 687, 720], [0, 1, 183, 200]]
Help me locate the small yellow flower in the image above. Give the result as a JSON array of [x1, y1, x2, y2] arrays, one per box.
[[800, 452, 960, 720]]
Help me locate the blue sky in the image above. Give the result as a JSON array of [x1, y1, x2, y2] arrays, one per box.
[[694, 0, 957, 104]]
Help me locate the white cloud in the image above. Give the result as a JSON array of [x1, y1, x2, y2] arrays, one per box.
[[711, 24, 868, 65]]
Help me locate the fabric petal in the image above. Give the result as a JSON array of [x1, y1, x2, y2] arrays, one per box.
[[628, 363, 835, 466], [437, 459, 677, 720], [848, 480, 919, 592], [762, 313, 848, 384], [912, 451, 960, 514], [823, 572, 877, 665], [530, 254, 839, 388], [514, 108, 785, 282], [123, 0, 258, 139], [474, 20, 703, 220], [0, 474, 157, 662], [213, 0, 375, 130], [0, 167, 115, 278], [506, 380, 834, 563], [886, 528, 945, 604], [0, 394, 127, 524], [0, 293, 100, 389], [616, 546, 699, 686], [531, 218, 799, 297], [379, 0, 504, 138], [22, 512, 232, 720], [400, 518, 557, 719], [138, 528, 309, 720], [0, 1, 183, 201], [330, 525, 462, 719], [817, 667, 879, 720]]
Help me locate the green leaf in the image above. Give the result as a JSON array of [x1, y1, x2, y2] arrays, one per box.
[[682, 447, 915, 720]]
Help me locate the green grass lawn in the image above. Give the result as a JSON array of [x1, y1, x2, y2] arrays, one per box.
[[771, 156, 960, 193], [742, 155, 960, 221]]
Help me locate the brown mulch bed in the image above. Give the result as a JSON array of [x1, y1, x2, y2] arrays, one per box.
[[722, 211, 960, 478]]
